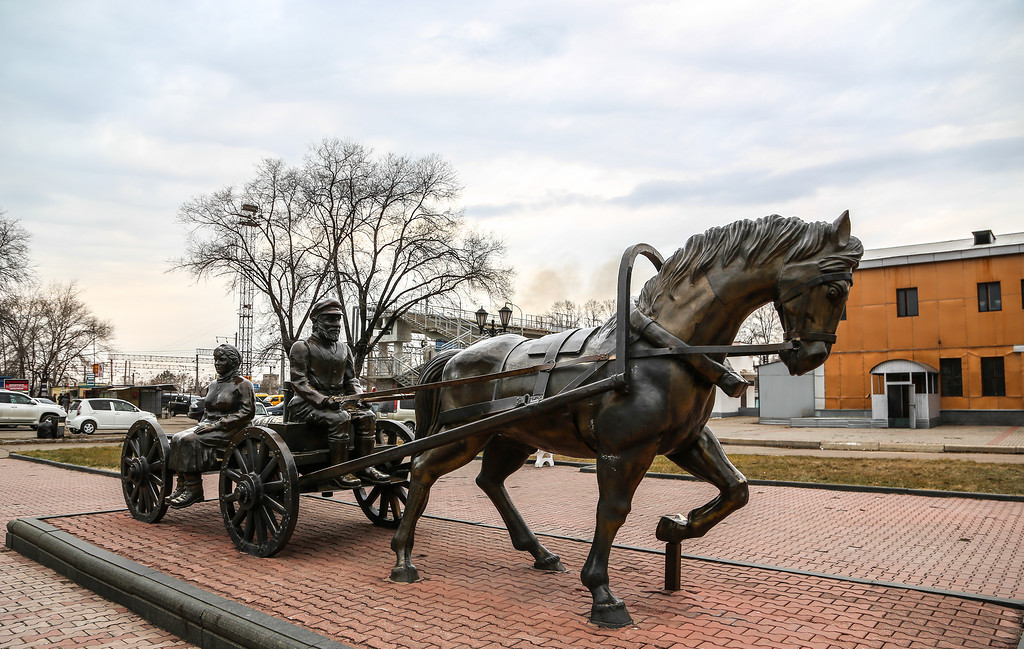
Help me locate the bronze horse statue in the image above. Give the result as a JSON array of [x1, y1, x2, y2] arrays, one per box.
[[390, 212, 863, 627]]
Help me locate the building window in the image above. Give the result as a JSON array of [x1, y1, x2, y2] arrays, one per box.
[[978, 281, 1001, 312], [981, 357, 1005, 397], [871, 374, 885, 394], [896, 288, 918, 317], [940, 358, 962, 397]]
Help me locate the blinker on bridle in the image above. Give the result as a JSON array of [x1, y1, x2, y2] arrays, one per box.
[[775, 272, 853, 344]]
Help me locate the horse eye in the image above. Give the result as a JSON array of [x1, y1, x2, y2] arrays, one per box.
[[826, 285, 842, 301]]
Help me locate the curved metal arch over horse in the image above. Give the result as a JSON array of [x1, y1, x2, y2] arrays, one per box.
[[388, 211, 863, 628]]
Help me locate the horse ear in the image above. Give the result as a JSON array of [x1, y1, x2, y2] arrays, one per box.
[[833, 210, 851, 246]]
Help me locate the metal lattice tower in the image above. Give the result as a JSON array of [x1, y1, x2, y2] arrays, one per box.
[[237, 204, 260, 379]]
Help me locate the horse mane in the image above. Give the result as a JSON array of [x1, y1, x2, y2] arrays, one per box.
[[636, 214, 863, 314]]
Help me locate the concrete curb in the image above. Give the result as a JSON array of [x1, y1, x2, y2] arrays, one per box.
[[5, 517, 350, 649]]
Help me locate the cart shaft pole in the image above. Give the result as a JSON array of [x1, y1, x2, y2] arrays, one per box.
[[298, 375, 622, 488]]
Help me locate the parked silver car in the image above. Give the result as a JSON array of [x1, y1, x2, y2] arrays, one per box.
[[0, 389, 66, 431]]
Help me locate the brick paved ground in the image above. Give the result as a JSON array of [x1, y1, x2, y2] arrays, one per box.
[[0, 458, 196, 648], [376, 464, 1024, 600], [6, 457, 1022, 648]]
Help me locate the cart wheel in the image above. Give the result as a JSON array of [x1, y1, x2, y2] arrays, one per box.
[[121, 420, 171, 523], [219, 426, 299, 557], [355, 420, 413, 528]]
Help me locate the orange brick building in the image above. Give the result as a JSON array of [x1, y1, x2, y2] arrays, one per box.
[[824, 230, 1023, 427]]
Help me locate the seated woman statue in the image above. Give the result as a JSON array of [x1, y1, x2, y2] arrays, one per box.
[[168, 343, 255, 508]]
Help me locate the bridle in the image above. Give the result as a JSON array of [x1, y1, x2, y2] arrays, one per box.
[[774, 272, 853, 345]]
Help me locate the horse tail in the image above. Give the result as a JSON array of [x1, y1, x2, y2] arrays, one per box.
[[414, 349, 461, 439]]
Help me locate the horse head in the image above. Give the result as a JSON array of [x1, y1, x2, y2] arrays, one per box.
[[774, 210, 861, 375]]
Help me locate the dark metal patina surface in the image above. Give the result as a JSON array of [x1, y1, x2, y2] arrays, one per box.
[[388, 212, 863, 627]]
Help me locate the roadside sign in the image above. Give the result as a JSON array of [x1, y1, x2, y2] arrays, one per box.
[[3, 378, 29, 392]]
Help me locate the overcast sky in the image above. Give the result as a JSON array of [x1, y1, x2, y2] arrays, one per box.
[[1, 0, 1022, 362]]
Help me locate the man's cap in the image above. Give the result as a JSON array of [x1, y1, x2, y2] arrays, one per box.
[[311, 298, 343, 319]]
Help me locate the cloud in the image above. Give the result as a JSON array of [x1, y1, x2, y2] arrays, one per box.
[[1, 0, 1022, 356]]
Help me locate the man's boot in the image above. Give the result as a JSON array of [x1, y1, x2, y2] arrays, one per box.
[[354, 433, 390, 484], [169, 473, 204, 509], [168, 473, 187, 501], [328, 438, 362, 489]]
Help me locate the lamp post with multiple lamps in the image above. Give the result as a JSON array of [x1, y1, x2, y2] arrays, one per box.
[[475, 304, 513, 337]]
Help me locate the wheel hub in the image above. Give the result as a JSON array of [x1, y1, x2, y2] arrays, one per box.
[[127, 456, 149, 482], [234, 473, 264, 510]]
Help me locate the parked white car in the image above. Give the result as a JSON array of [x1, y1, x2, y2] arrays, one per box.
[[0, 389, 66, 430], [374, 397, 415, 432], [66, 398, 158, 435]]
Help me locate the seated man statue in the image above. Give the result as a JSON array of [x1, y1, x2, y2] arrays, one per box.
[[288, 297, 387, 488], [168, 343, 255, 508]]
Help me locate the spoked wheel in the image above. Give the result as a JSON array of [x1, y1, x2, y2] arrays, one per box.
[[219, 426, 299, 557], [355, 420, 413, 528], [121, 420, 171, 523]]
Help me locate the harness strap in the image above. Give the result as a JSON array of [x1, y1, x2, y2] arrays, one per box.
[[776, 272, 853, 304], [494, 338, 530, 400], [532, 329, 576, 400], [629, 309, 750, 398], [438, 395, 528, 426]]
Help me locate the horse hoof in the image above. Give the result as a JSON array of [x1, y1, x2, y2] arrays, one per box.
[[655, 514, 690, 543], [590, 600, 634, 628], [390, 566, 420, 583], [534, 554, 566, 572]]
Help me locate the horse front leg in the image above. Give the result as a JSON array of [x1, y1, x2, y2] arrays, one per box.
[[390, 438, 486, 583], [476, 436, 564, 572], [656, 425, 749, 543], [581, 446, 656, 628]]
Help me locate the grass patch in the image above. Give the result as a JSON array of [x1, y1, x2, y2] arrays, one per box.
[[563, 454, 1024, 495], [19, 446, 121, 471], [17, 445, 1024, 496]]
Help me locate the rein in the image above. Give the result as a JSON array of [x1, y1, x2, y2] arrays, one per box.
[[352, 245, 843, 404]]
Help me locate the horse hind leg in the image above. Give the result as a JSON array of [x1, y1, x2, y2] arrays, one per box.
[[476, 436, 564, 573], [656, 425, 749, 543]]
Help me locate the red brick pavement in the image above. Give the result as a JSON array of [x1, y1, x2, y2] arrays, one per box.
[[374, 463, 1024, 600], [4, 458, 1024, 648], [0, 458, 195, 648]]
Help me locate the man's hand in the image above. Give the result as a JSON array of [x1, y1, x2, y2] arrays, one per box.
[[343, 398, 367, 412], [322, 395, 345, 409]]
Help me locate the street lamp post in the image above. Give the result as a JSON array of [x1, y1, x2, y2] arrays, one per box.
[[503, 301, 523, 334], [476, 305, 513, 337]]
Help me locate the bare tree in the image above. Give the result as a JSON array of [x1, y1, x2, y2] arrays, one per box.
[[149, 369, 192, 391], [582, 298, 616, 327], [0, 282, 114, 391], [0, 208, 33, 292], [307, 139, 512, 371], [172, 158, 333, 359], [173, 138, 513, 374], [546, 300, 581, 328], [736, 304, 784, 366]]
